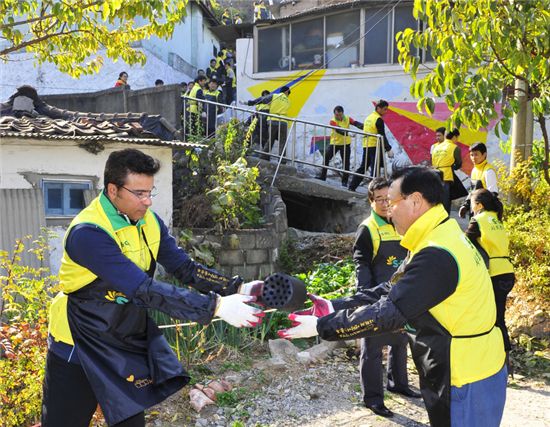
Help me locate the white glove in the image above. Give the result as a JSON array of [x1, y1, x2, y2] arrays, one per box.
[[277, 314, 319, 339], [200, 112, 207, 118], [215, 294, 264, 328], [387, 149, 394, 158], [238, 280, 264, 297]]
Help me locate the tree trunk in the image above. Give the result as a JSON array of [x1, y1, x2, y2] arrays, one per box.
[[538, 115, 550, 186]]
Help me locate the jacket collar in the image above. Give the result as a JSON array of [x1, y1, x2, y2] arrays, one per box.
[[400, 204, 449, 252], [99, 191, 145, 231], [372, 210, 390, 227]]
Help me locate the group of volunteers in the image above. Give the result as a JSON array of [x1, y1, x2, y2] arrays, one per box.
[[182, 46, 237, 137], [279, 128, 514, 426], [40, 119, 513, 426]]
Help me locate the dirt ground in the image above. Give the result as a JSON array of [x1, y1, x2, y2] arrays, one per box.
[[148, 344, 550, 427]]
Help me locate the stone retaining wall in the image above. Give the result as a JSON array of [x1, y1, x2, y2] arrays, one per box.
[[186, 187, 287, 280]]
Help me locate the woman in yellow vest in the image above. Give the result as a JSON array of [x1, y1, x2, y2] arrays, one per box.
[[459, 142, 498, 218], [465, 189, 515, 359], [318, 105, 363, 186], [185, 75, 207, 136], [431, 128, 463, 213], [348, 100, 394, 192]]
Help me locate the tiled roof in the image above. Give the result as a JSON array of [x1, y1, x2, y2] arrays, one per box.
[[0, 86, 202, 148], [0, 115, 202, 149], [0, 115, 156, 138]]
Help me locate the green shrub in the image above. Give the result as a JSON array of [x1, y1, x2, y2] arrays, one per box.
[[296, 258, 356, 300], [0, 234, 59, 427]]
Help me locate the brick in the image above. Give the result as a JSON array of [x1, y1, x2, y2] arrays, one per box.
[[231, 264, 259, 281], [218, 249, 244, 265], [245, 249, 269, 264], [257, 263, 275, 278], [256, 230, 275, 248]]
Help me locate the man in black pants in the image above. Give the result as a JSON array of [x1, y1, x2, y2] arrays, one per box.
[[41, 149, 264, 426], [351, 178, 420, 417], [349, 100, 394, 192], [318, 105, 363, 186]]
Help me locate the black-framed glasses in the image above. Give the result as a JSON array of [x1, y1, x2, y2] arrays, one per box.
[[120, 185, 157, 201]]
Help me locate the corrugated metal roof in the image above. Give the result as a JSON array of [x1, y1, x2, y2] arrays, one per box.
[[0, 189, 48, 270]]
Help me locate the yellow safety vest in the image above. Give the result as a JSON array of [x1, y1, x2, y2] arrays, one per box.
[[49, 193, 161, 345], [475, 210, 514, 277], [402, 204, 505, 387], [267, 93, 290, 122], [363, 111, 381, 148], [471, 159, 496, 190], [432, 139, 457, 181], [330, 115, 351, 146], [187, 84, 202, 114]]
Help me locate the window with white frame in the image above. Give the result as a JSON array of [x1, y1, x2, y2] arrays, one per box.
[[255, 4, 427, 72], [43, 180, 92, 217]]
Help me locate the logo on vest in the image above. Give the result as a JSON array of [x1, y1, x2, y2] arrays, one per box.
[[386, 255, 403, 268], [105, 290, 129, 304]]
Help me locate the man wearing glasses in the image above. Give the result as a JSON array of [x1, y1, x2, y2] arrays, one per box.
[[280, 166, 506, 427], [42, 149, 264, 427], [347, 177, 419, 418]]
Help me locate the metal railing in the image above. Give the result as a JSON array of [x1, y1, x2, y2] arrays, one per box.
[[181, 96, 388, 187]]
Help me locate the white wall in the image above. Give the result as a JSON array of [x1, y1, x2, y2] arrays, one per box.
[[0, 138, 175, 274], [0, 138, 174, 224]]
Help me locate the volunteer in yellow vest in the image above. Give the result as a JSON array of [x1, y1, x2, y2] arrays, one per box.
[[279, 166, 507, 427], [459, 142, 499, 218], [224, 60, 236, 105], [347, 178, 420, 417], [242, 89, 271, 149], [202, 77, 224, 137], [317, 105, 363, 186], [431, 128, 463, 213], [242, 85, 291, 161], [466, 189, 515, 358], [206, 58, 218, 80], [185, 75, 207, 136], [348, 100, 394, 192], [430, 126, 446, 156], [221, 8, 232, 25], [254, 0, 269, 21], [41, 149, 264, 427]]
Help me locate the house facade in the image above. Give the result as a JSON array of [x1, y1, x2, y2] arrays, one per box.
[[236, 0, 511, 176]]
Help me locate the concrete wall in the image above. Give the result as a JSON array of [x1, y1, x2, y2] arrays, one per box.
[[42, 84, 183, 128], [140, 2, 221, 76]]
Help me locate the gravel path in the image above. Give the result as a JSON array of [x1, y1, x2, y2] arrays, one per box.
[[149, 345, 549, 427]]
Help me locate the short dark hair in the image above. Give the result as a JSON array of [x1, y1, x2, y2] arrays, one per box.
[[280, 85, 290, 94], [104, 149, 160, 187], [155, 79, 164, 86], [472, 189, 503, 220], [196, 75, 207, 83], [435, 127, 446, 134], [261, 89, 270, 96], [118, 71, 128, 78], [446, 128, 460, 139], [469, 142, 487, 154], [333, 105, 344, 113], [390, 166, 443, 206], [210, 58, 216, 63], [375, 99, 389, 109], [367, 177, 390, 202]]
